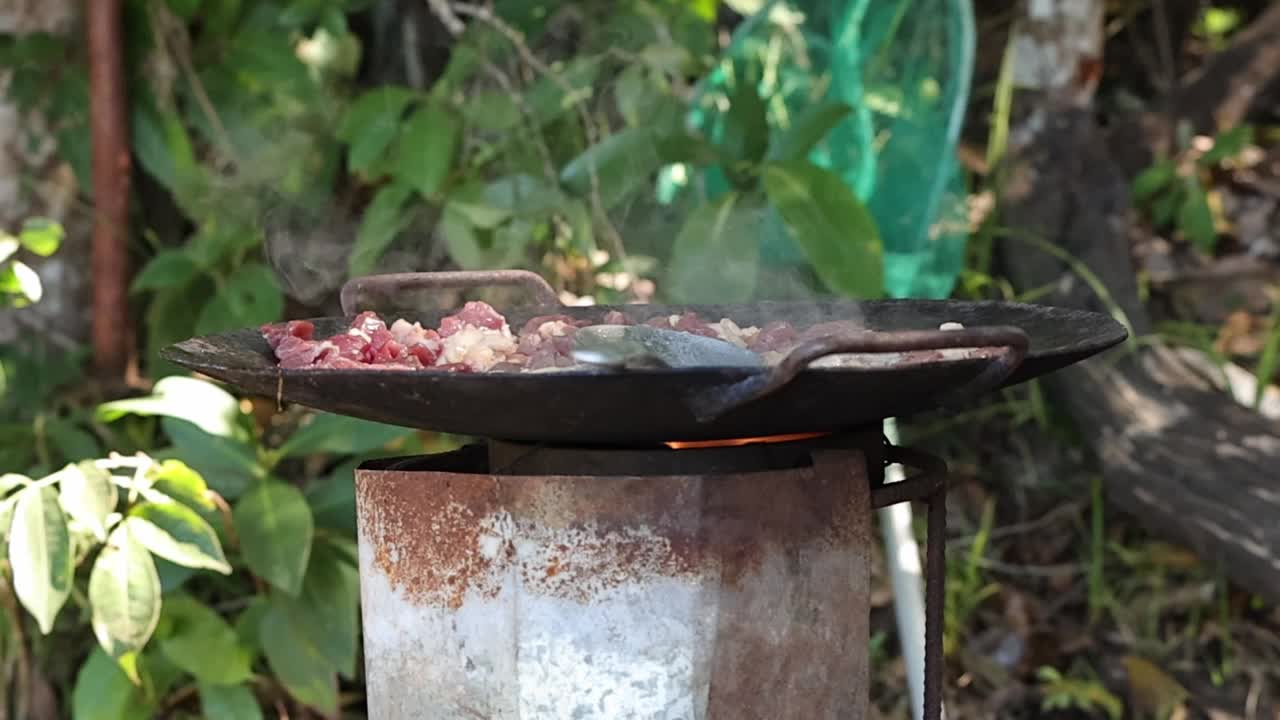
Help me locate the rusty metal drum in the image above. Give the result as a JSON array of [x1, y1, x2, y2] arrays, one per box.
[[354, 443, 875, 719]]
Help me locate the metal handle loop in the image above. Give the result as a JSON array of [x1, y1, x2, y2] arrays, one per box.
[[688, 326, 1031, 422]]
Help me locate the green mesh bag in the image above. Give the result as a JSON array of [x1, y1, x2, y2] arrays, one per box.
[[672, 0, 975, 300]]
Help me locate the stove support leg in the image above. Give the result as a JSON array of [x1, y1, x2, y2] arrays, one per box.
[[923, 490, 947, 720]]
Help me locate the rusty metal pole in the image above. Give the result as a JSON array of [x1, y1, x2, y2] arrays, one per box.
[[87, 0, 132, 376]]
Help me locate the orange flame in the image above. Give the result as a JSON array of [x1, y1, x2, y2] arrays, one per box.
[[664, 432, 829, 450]]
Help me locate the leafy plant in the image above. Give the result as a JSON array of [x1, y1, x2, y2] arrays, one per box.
[[944, 498, 1000, 655], [1036, 665, 1124, 720], [1131, 125, 1253, 254], [0, 218, 63, 308], [0, 372, 441, 718], [2, 456, 229, 696]]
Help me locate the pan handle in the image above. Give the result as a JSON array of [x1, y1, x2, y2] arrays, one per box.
[[339, 270, 562, 316], [687, 325, 1031, 422]]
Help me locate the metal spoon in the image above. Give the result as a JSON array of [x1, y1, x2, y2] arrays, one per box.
[[572, 325, 765, 370]]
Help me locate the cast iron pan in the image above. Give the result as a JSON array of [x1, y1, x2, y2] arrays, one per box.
[[161, 271, 1128, 445]]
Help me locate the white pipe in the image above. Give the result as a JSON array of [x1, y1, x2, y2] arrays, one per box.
[[880, 417, 942, 720]]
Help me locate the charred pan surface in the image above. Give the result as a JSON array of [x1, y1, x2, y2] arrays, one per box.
[[355, 448, 873, 719]]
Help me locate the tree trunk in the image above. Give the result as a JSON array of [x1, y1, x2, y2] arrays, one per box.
[[87, 0, 132, 377], [999, 1, 1280, 601]]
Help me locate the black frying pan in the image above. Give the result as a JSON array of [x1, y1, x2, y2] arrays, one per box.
[[161, 270, 1128, 445]]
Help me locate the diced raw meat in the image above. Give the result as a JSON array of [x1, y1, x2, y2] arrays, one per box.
[[389, 318, 433, 345], [644, 315, 673, 329], [350, 311, 387, 338], [365, 329, 404, 364], [406, 342, 439, 366], [672, 312, 720, 338], [327, 333, 368, 361], [748, 321, 797, 352], [276, 335, 332, 369], [520, 314, 586, 336], [261, 320, 315, 350], [263, 298, 956, 374], [440, 301, 507, 336]]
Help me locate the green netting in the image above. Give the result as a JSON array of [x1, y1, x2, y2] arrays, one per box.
[[670, 0, 974, 300]]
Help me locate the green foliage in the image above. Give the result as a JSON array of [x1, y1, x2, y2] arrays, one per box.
[[1132, 125, 1253, 254], [0, 218, 64, 308], [0, 369, 426, 716], [944, 498, 1000, 655], [1036, 665, 1124, 720]]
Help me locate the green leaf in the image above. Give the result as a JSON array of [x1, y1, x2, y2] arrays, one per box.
[[667, 193, 760, 303], [148, 459, 215, 512], [441, 207, 490, 271], [348, 182, 415, 276], [767, 101, 853, 162], [154, 557, 196, 594], [641, 44, 693, 75], [275, 540, 360, 678], [125, 501, 231, 574], [89, 524, 162, 681], [656, 132, 721, 166], [1151, 184, 1183, 227], [559, 127, 660, 209], [306, 458, 361, 534], [0, 235, 17, 265], [485, 174, 564, 216], [6, 260, 42, 303], [762, 161, 884, 298], [466, 91, 521, 132], [132, 99, 197, 193], [166, 0, 203, 19], [233, 482, 313, 596], [721, 78, 769, 167], [158, 595, 252, 685], [194, 262, 284, 336], [279, 413, 414, 458], [525, 57, 600, 127], [560, 196, 595, 255], [1199, 125, 1252, 166], [56, 461, 117, 541], [614, 65, 652, 127], [234, 596, 270, 654], [157, 418, 259, 500], [393, 103, 460, 198], [0, 500, 16, 554], [1178, 178, 1217, 252], [98, 376, 245, 439], [130, 251, 200, 293], [200, 682, 263, 720], [9, 485, 72, 634], [339, 87, 417, 174], [46, 419, 100, 462], [261, 600, 338, 714], [1132, 158, 1175, 203], [446, 183, 510, 230], [18, 217, 63, 256], [71, 647, 156, 720]]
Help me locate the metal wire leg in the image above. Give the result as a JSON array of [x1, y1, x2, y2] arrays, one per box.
[[922, 491, 947, 720]]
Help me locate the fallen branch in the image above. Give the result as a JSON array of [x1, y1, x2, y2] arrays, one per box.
[[1000, 1, 1280, 603]]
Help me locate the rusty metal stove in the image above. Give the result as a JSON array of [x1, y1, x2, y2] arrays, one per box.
[[355, 429, 948, 720]]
